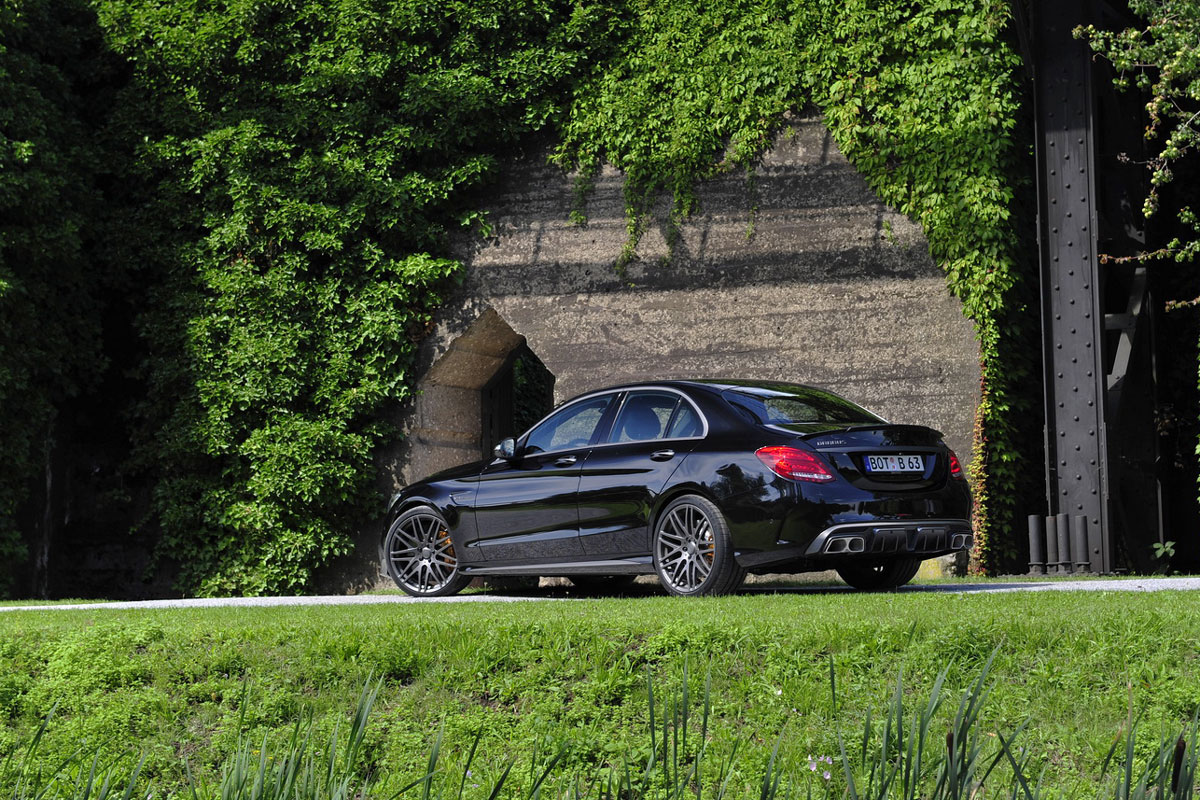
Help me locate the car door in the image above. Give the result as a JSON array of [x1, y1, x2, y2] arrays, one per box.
[[471, 392, 618, 563], [576, 390, 706, 557]]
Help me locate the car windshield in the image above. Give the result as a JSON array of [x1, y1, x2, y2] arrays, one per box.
[[725, 386, 883, 425]]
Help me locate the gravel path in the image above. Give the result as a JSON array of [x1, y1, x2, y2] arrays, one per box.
[[899, 576, 1200, 594], [2, 576, 1199, 612], [0, 593, 542, 612]]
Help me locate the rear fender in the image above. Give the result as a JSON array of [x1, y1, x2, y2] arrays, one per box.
[[649, 478, 786, 559], [648, 482, 725, 533]]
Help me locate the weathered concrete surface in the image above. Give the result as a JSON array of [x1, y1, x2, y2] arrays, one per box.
[[322, 114, 981, 591], [429, 114, 977, 474]]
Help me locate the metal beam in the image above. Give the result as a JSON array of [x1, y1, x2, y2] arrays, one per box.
[[1033, 0, 1111, 572]]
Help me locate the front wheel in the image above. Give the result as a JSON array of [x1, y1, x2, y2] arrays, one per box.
[[836, 558, 922, 591], [383, 506, 472, 597], [653, 495, 746, 596]]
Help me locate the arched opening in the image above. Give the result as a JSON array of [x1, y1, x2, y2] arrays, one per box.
[[481, 346, 555, 456], [404, 309, 554, 483]]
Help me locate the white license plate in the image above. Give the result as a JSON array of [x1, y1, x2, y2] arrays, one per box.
[[865, 455, 925, 473]]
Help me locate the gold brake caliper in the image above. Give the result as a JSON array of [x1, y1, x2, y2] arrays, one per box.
[[438, 528, 455, 558]]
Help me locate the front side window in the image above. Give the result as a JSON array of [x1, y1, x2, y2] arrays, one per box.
[[524, 395, 613, 454]]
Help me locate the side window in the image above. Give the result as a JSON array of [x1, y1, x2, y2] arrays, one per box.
[[609, 392, 679, 443], [666, 402, 703, 438], [524, 395, 613, 454]]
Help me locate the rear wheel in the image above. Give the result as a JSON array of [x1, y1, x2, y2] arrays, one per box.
[[836, 558, 922, 591], [653, 495, 746, 596], [384, 506, 472, 597]]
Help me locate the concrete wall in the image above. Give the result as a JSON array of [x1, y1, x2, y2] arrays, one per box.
[[325, 114, 981, 590], [426, 114, 977, 468]]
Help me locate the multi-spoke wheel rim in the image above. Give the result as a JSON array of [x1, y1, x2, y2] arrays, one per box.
[[655, 503, 715, 593], [388, 513, 459, 594]]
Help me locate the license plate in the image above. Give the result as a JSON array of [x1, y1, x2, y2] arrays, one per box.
[[865, 454, 925, 473]]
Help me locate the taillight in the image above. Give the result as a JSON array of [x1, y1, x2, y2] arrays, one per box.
[[755, 446, 835, 483], [948, 450, 965, 480]]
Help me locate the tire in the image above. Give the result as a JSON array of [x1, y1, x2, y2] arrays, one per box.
[[836, 558, 922, 591], [653, 495, 746, 596], [383, 506, 472, 597], [568, 575, 637, 594]]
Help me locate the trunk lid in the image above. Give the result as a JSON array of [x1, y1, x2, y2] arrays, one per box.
[[774, 423, 950, 491]]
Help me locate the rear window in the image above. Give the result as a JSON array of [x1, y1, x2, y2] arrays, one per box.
[[725, 387, 882, 425]]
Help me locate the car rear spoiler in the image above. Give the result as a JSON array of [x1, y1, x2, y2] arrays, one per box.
[[793, 423, 945, 439]]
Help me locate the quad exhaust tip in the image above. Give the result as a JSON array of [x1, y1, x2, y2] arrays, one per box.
[[825, 534, 971, 554], [824, 536, 866, 554]]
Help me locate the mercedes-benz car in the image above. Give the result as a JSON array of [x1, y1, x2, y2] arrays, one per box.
[[381, 379, 972, 597]]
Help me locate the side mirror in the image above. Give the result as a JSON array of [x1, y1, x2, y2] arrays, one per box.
[[493, 437, 517, 460]]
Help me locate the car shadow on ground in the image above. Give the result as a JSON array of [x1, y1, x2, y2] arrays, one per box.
[[469, 579, 1054, 599], [744, 582, 1049, 594]]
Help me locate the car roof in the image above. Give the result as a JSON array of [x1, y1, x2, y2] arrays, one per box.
[[595, 379, 825, 396]]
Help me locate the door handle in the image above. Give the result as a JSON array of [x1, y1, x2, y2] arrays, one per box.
[[651, 449, 675, 461], [554, 455, 578, 467]]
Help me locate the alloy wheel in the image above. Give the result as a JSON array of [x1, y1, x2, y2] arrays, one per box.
[[387, 510, 462, 595], [655, 502, 717, 593]]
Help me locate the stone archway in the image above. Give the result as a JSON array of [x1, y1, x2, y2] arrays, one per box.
[[401, 308, 554, 485], [322, 308, 554, 592]]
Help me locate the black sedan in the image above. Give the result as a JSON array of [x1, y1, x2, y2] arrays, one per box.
[[381, 379, 972, 597]]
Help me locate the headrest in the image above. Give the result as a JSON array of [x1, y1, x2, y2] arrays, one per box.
[[620, 403, 662, 441]]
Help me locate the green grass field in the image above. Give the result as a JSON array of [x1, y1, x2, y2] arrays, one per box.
[[2, 590, 1199, 799]]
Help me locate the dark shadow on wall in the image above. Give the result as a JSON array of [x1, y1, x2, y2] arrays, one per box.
[[405, 309, 556, 476]]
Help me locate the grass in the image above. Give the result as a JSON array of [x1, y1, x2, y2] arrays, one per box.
[[1, 592, 1200, 799]]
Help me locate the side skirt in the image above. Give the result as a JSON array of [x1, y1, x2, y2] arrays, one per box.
[[461, 557, 654, 576]]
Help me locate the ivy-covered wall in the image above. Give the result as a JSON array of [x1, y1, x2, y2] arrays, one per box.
[[0, 0, 1035, 596], [96, 0, 625, 596]]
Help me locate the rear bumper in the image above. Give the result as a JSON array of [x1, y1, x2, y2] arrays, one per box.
[[734, 518, 972, 570], [803, 519, 972, 557]]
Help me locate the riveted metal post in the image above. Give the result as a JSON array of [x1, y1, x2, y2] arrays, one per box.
[[1055, 513, 1072, 574], [1027, 515, 1046, 575], [1045, 514, 1059, 574], [1033, 0, 1111, 573], [1072, 515, 1091, 573]]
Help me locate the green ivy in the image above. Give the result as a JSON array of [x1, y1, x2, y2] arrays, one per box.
[[1079, 0, 1200, 265], [555, 0, 809, 269]]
